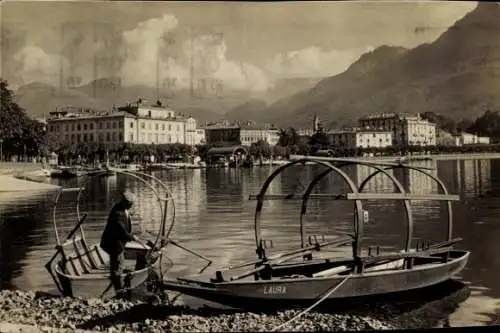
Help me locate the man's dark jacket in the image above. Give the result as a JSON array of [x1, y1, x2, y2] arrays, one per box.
[[100, 204, 134, 256]]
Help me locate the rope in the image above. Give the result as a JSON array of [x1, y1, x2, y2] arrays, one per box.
[[271, 274, 352, 332]]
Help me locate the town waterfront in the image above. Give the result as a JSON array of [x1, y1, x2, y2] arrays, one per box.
[[1, 158, 500, 327]]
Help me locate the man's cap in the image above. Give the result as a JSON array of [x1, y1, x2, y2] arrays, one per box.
[[120, 190, 137, 205]]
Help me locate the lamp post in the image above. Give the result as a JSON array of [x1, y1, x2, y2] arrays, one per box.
[[0, 138, 3, 162]]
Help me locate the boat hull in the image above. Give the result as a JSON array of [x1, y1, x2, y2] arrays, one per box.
[[162, 250, 469, 310], [55, 250, 163, 299]]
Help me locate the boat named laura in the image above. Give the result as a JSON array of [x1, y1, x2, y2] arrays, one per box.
[[160, 155, 470, 310]]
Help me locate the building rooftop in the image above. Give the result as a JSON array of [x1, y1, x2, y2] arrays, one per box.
[[358, 112, 421, 121], [327, 127, 393, 134], [204, 121, 277, 131], [48, 110, 134, 121], [47, 102, 187, 121]]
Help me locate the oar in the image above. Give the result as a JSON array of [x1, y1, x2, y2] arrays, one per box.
[[360, 246, 454, 265], [227, 235, 353, 270], [428, 237, 462, 249], [144, 231, 213, 265], [229, 250, 316, 281]]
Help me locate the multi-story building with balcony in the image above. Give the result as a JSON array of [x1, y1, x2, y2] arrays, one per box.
[[327, 127, 393, 149], [358, 113, 436, 147], [46, 101, 200, 149]]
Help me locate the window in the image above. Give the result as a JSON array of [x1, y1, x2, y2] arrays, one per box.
[[83, 133, 87, 142], [64, 124, 68, 131], [77, 124, 81, 131], [130, 122, 134, 128], [71, 134, 75, 141], [106, 123, 110, 129], [99, 133, 104, 141], [65, 134, 69, 141], [112, 132, 116, 141], [162, 124, 165, 130], [90, 123, 94, 130], [98, 123, 102, 129], [168, 124, 171, 131], [155, 124, 159, 130], [112, 122, 117, 129], [148, 123, 152, 130], [130, 134, 134, 141], [106, 133, 110, 141], [84, 124, 88, 130], [77, 134, 81, 142], [89, 133, 94, 141], [119, 133, 123, 141], [72, 124, 75, 131], [141, 122, 145, 129]]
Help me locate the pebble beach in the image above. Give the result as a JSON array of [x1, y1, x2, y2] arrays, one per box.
[[0, 290, 395, 332], [0, 279, 472, 333]]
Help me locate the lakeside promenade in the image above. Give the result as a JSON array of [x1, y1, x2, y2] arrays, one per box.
[[1, 152, 499, 192], [355, 152, 500, 162], [0, 162, 60, 192]]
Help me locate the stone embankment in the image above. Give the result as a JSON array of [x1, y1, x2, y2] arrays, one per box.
[[0, 290, 394, 332]]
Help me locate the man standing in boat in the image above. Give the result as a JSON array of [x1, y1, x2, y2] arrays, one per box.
[[100, 189, 139, 298]]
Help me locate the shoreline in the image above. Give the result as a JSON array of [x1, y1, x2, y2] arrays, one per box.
[[0, 290, 394, 332], [0, 162, 60, 193]]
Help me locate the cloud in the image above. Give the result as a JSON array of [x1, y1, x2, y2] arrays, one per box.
[[117, 14, 271, 91], [184, 34, 270, 91], [6, 13, 374, 92], [266, 46, 375, 79], [13, 46, 68, 87]]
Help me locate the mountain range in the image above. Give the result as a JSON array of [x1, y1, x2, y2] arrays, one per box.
[[13, 3, 500, 129], [251, 2, 500, 129], [13, 75, 323, 123]]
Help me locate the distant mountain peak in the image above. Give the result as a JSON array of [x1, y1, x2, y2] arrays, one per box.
[[248, 3, 500, 128]]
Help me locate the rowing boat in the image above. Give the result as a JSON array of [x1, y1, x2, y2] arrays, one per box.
[[45, 170, 175, 299], [160, 155, 470, 310]]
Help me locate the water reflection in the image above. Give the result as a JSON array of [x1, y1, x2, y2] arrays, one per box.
[[2, 160, 500, 326]]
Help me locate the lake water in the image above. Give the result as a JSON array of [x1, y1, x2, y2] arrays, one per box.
[[1, 159, 499, 327]]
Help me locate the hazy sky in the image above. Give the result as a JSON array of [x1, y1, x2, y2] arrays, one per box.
[[1, 1, 478, 90]]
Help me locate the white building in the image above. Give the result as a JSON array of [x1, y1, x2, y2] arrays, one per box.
[[453, 132, 491, 146], [194, 128, 206, 145], [358, 113, 436, 146], [46, 101, 201, 149], [327, 128, 393, 149]]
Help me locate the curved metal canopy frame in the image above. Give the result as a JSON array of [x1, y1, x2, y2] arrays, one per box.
[[299, 162, 414, 252], [252, 157, 456, 260], [356, 164, 454, 242], [52, 169, 175, 251], [253, 158, 364, 258]]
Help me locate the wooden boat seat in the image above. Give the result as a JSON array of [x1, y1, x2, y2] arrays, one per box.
[[313, 265, 351, 277]]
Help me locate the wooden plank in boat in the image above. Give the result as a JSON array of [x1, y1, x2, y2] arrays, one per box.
[[125, 241, 152, 250], [61, 236, 83, 248], [360, 247, 453, 264], [61, 187, 83, 193]]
